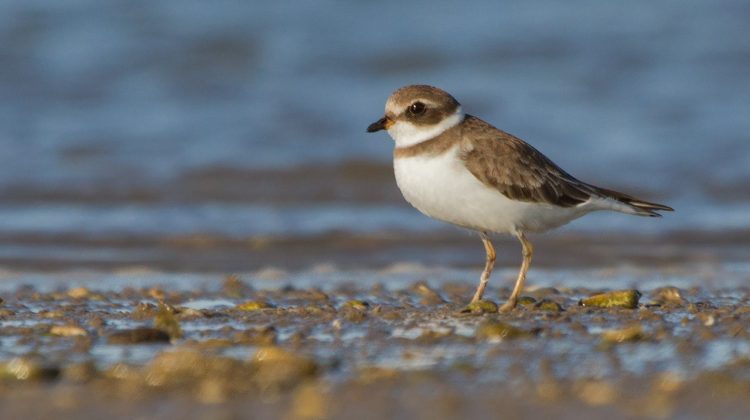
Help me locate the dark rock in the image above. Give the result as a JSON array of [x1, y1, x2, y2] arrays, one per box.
[[107, 327, 171, 344]]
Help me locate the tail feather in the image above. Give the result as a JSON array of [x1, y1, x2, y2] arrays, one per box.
[[592, 186, 674, 217]]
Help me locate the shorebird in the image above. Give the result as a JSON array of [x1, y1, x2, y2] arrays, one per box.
[[367, 85, 673, 311]]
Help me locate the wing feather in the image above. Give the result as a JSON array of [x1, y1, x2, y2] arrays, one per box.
[[459, 116, 594, 208]]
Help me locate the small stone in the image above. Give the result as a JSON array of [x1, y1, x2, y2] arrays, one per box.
[[155, 302, 183, 339], [236, 300, 275, 311], [62, 361, 98, 382], [50, 325, 88, 337], [223, 274, 249, 298], [145, 349, 247, 389], [653, 372, 684, 393], [340, 300, 370, 322], [476, 320, 530, 341], [176, 308, 206, 319], [577, 380, 617, 406], [40, 310, 65, 318], [197, 378, 229, 404], [67, 287, 90, 299], [343, 300, 369, 311], [461, 300, 498, 314], [0, 357, 60, 381], [234, 326, 278, 346], [417, 329, 453, 343], [579, 290, 640, 309], [250, 346, 318, 391], [411, 281, 445, 305], [132, 302, 158, 320], [107, 327, 171, 344], [537, 380, 563, 401], [147, 287, 166, 300], [517, 296, 537, 308], [696, 312, 715, 327], [288, 381, 329, 419], [534, 299, 563, 312], [600, 324, 645, 344], [650, 287, 686, 307]]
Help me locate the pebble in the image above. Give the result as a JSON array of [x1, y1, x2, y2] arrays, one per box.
[[67, 287, 91, 299], [0, 357, 60, 381], [579, 290, 641, 309], [107, 328, 171, 344], [251, 346, 318, 391], [461, 299, 498, 314], [476, 320, 532, 341], [50, 325, 88, 337], [534, 299, 563, 312], [236, 300, 275, 311], [600, 324, 646, 344]]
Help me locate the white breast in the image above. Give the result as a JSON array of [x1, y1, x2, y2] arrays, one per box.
[[393, 146, 590, 234]]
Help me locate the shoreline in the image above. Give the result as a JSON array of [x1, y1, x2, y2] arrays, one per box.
[[0, 228, 746, 272]]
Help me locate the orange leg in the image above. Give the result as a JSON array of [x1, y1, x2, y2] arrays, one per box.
[[470, 233, 496, 304], [499, 232, 533, 312]]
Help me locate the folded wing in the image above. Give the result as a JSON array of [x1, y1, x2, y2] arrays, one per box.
[[458, 116, 673, 216]]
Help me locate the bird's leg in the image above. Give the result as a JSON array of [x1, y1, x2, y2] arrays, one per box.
[[470, 233, 496, 304], [500, 232, 533, 312]]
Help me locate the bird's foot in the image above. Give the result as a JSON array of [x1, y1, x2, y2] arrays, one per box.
[[499, 300, 517, 313]]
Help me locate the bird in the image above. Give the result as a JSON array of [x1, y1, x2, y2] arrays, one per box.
[[366, 85, 673, 312]]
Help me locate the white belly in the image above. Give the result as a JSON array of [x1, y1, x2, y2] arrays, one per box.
[[393, 146, 588, 234]]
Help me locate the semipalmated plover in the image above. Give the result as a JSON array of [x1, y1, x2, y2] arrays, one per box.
[[367, 85, 673, 312]]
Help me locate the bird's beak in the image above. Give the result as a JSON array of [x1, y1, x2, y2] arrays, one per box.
[[366, 116, 393, 133]]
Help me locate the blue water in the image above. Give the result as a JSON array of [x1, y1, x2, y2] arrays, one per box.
[[1, 0, 749, 239]]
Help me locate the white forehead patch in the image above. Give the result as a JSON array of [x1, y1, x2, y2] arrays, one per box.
[[387, 107, 464, 148]]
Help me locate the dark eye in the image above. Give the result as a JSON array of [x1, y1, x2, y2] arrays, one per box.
[[409, 102, 426, 115]]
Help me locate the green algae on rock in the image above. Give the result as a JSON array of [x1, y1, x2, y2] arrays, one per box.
[[341, 299, 370, 322], [535, 299, 563, 312], [461, 299, 498, 314], [579, 290, 641, 309], [236, 300, 275, 311], [343, 300, 369, 311], [517, 296, 537, 308]]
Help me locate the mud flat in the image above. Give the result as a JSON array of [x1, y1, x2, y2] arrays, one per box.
[[0, 266, 748, 419]]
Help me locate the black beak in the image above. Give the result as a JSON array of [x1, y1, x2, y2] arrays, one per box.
[[366, 117, 390, 133]]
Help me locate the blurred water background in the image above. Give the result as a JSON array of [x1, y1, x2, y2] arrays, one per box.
[[0, 0, 749, 270]]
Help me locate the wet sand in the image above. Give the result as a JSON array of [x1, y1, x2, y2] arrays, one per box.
[[1, 228, 749, 272], [1, 264, 749, 419]]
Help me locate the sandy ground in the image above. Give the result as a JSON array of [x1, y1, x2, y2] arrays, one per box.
[[0, 262, 749, 419]]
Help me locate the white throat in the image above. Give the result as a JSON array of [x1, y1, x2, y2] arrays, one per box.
[[387, 107, 464, 148]]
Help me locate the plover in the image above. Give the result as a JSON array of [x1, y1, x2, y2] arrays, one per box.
[[367, 85, 673, 311]]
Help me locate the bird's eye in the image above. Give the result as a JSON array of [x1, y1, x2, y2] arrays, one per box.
[[409, 102, 426, 115]]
